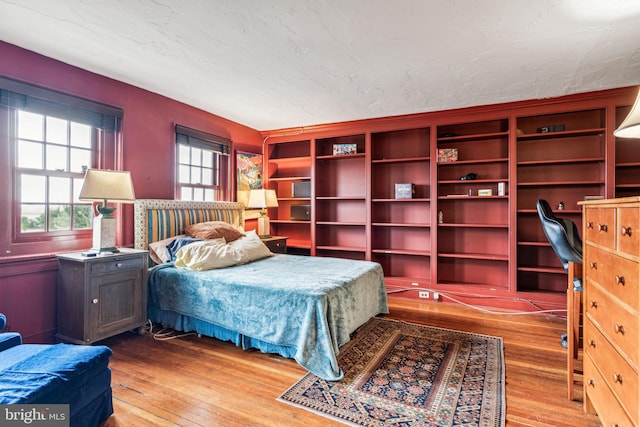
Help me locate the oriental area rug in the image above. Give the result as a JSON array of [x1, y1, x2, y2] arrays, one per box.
[[278, 317, 505, 427]]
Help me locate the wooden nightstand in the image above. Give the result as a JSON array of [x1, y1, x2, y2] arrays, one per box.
[[56, 248, 148, 344], [260, 236, 288, 254]]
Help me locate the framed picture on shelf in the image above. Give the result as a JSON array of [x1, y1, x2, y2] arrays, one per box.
[[236, 151, 262, 207], [394, 183, 415, 199], [437, 148, 458, 163], [333, 143, 357, 155]]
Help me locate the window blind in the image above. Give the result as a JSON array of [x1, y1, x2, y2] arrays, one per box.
[[0, 76, 123, 131], [175, 124, 231, 155]]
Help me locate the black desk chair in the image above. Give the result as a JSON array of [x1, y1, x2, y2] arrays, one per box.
[[536, 199, 583, 275], [536, 199, 583, 400]]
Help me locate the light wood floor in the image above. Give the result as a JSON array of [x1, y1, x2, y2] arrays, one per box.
[[100, 296, 601, 427]]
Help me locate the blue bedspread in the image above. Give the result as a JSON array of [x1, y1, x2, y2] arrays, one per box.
[[148, 254, 388, 380]]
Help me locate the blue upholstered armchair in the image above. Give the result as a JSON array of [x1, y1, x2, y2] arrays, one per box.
[[0, 313, 22, 352]]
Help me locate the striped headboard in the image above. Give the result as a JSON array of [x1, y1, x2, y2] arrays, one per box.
[[134, 199, 245, 252]]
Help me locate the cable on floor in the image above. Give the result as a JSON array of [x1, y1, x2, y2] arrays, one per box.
[[386, 286, 567, 317], [143, 319, 199, 341]]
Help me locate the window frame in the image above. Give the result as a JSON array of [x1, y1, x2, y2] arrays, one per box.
[[0, 77, 123, 257], [12, 110, 97, 239], [174, 124, 231, 201]]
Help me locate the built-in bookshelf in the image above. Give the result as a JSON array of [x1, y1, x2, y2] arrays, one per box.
[[265, 139, 312, 253], [615, 104, 640, 198], [315, 134, 367, 260], [436, 119, 510, 293], [370, 127, 431, 287], [516, 108, 606, 293], [262, 86, 638, 309]]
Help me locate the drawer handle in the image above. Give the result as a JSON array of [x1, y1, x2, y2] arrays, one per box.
[[597, 223, 608, 232], [615, 275, 625, 285], [589, 262, 597, 270], [587, 378, 595, 387], [115, 262, 123, 268], [587, 221, 594, 229], [92, 298, 99, 304], [612, 373, 623, 384], [614, 324, 625, 334], [588, 340, 596, 348], [620, 226, 632, 237], [589, 300, 598, 308]]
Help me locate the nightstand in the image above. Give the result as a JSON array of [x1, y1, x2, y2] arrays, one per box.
[[56, 248, 148, 344], [260, 236, 288, 254]]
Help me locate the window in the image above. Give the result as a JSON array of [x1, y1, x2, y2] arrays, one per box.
[[1, 77, 123, 256], [175, 125, 231, 201], [16, 110, 94, 233]]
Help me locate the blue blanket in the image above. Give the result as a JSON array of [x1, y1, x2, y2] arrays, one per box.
[[148, 254, 388, 380]]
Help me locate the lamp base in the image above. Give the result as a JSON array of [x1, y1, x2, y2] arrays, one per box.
[[90, 215, 119, 253], [256, 216, 271, 238]]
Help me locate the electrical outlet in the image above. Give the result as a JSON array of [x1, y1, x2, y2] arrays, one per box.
[[418, 291, 429, 299]]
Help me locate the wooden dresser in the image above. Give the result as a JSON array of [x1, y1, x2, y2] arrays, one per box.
[[580, 196, 639, 427]]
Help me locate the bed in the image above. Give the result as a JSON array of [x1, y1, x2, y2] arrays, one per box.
[[133, 199, 388, 380]]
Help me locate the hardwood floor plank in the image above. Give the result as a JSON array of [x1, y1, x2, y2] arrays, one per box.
[[99, 296, 601, 426]]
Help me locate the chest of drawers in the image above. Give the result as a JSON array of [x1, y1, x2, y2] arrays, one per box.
[[580, 197, 639, 427]]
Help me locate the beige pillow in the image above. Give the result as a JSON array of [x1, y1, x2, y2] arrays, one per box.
[[174, 238, 243, 271], [148, 234, 187, 264], [184, 221, 243, 242], [229, 230, 273, 264]]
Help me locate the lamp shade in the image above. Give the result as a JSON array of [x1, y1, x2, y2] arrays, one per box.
[[614, 88, 640, 138], [246, 189, 279, 209], [79, 169, 136, 203]]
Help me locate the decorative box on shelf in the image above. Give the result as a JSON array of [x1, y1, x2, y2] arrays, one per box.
[[437, 148, 458, 163], [394, 183, 415, 199], [292, 181, 310, 198], [478, 189, 493, 197], [290, 204, 311, 221], [537, 124, 565, 133], [333, 143, 357, 155]]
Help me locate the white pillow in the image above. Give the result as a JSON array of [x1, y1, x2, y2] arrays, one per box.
[[173, 231, 273, 271], [174, 238, 243, 271], [230, 230, 273, 264], [148, 234, 186, 264]]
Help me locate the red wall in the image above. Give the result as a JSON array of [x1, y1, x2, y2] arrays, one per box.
[[0, 40, 262, 247], [0, 41, 262, 341]]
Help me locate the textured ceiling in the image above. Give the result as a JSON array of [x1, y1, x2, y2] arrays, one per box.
[[1, 0, 640, 131]]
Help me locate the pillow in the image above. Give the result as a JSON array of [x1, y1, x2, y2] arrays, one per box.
[[184, 221, 244, 242], [173, 231, 273, 271], [166, 236, 203, 262], [148, 234, 187, 264], [229, 230, 273, 264], [174, 238, 243, 271]]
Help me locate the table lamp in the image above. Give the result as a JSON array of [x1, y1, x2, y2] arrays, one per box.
[[247, 189, 278, 237], [79, 169, 136, 253]]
